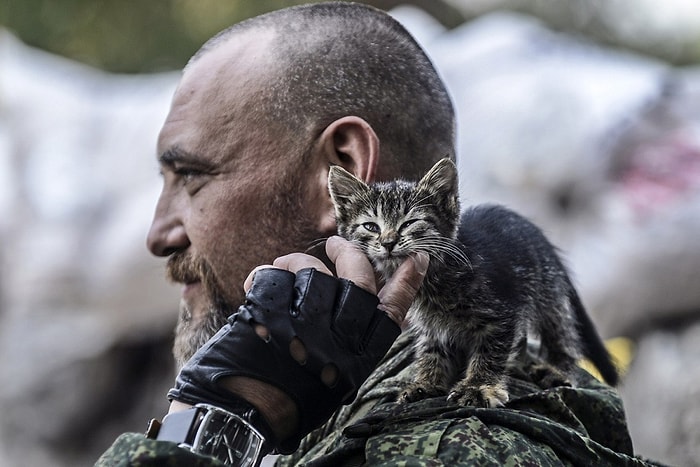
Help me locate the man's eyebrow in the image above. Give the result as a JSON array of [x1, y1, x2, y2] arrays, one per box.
[[158, 148, 199, 168]]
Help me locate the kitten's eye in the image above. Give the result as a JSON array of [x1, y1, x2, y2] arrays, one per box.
[[399, 219, 419, 231], [362, 222, 380, 233]]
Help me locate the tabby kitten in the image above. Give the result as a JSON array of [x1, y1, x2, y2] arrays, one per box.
[[328, 158, 618, 408]]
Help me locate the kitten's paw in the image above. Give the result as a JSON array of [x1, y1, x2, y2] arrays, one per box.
[[527, 362, 572, 388], [399, 384, 444, 404], [447, 383, 509, 408]]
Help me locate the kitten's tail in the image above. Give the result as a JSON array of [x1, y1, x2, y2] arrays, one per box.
[[570, 290, 620, 387]]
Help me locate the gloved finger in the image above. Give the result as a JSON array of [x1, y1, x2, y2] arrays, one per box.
[[243, 254, 332, 293], [243, 264, 275, 292], [377, 252, 429, 325], [325, 235, 377, 295], [273, 253, 333, 275]]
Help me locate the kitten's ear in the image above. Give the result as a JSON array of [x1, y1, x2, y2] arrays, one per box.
[[418, 159, 460, 233], [417, 158, 459, 198], [328, 165, 368, 206]]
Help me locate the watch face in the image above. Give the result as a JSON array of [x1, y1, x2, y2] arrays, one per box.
[[194, 408, 264, 466]]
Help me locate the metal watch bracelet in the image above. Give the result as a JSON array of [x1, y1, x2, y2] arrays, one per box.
[[150, 403, 268, 467]]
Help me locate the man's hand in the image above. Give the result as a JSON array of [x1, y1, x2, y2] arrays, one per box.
[[168, 236, 428, 453], [245, 236, 427, 326]]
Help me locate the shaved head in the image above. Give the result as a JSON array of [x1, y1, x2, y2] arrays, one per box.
[[188, 2, 455, 181]]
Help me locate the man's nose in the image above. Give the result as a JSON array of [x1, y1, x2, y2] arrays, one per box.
[[147, 208, 190, 257]]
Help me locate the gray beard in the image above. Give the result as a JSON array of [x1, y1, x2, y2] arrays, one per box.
[[172, 299, 228, 371]]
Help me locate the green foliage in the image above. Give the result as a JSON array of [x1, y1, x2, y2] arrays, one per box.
[[0, 0, 321, 73]]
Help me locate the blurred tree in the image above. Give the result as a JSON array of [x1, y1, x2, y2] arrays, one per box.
[[0, 0, 465, 73], [0, 0, 320, 73]]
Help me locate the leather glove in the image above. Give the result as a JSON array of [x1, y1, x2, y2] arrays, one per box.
[[167, 267, 401, 453]]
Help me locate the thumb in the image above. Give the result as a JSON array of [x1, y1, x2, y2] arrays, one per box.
[[377, 252, 429, 326]]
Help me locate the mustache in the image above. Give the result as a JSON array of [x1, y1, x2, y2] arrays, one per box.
[[166, 251, 233, 315], [166, 251, 207, 284]]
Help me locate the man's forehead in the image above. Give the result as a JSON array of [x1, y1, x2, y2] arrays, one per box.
[[182, 27, 277, 87], [157, 27, 278, 157]]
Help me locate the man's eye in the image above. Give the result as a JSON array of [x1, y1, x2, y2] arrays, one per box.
[[175, 168, 202, 184], [172, 167, 209, 194], [362, 222, 380, 233]]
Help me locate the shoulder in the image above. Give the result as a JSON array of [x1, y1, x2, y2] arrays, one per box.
[[292, 348, 656, 466], [357, 377, 636, 465]]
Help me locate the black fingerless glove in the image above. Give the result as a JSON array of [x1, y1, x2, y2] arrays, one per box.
[[168, 267, 401, 454]]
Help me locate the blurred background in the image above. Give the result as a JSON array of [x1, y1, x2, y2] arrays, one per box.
[[1, 0, 699, 465]]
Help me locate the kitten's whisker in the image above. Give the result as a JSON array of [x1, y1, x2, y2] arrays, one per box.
[[304, 237, 329, 255], [415, 237, 472, 272]]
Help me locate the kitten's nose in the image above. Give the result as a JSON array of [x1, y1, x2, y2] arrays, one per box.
[[381, 232, 399, 252], [381, 240, 397, 252]]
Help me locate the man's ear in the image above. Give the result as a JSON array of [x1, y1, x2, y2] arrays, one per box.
[[311, 116, 379, 236], [316, 116, 379, 183]]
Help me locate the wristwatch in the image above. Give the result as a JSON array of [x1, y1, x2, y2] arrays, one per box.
[[148, 403, 269, 467]]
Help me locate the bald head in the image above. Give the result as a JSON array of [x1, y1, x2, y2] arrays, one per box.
[[189, 2, 455, 181]]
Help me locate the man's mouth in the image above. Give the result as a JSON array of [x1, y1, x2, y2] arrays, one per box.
[[182, 281, 202, 300]]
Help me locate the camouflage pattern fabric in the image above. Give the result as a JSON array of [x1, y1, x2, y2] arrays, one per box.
[[94, 432, 226, 466], [277, 331, 665, 467], [96, 331, 667, 466]]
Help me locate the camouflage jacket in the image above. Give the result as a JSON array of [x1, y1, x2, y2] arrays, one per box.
[[96, 332, 666, 466]]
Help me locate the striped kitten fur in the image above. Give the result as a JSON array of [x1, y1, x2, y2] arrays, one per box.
[[328, 158, 618, 408]]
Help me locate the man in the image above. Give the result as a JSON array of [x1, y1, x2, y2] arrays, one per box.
[[97, 2, 659, 466]]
